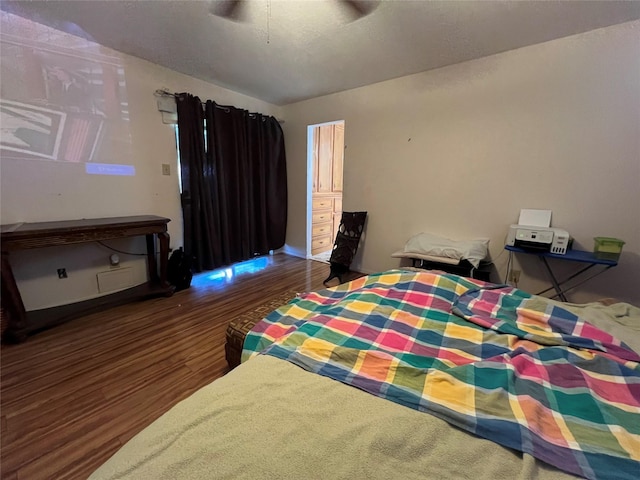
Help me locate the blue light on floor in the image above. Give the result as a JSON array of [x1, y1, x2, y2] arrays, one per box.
[[232, 256, 269, 275], [193, 256, 271, 287], [205, 269, 231, 281]]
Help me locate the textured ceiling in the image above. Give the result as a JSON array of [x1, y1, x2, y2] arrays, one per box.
[[3, 1, 640, 105]]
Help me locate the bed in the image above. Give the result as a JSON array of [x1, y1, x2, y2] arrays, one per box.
[[89, 269, 640, 480]]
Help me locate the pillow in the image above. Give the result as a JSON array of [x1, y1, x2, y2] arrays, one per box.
[[403, 232, 489, 268], [391, 250, 461, 265]]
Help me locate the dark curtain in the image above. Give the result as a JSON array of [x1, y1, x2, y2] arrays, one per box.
[[176, 94, 287, 272]]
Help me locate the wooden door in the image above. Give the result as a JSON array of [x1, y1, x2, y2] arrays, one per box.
[[312, 127, 319, 192], [316, 125, 334, 193], [332, 123, 344, 192], [333, 196, 343, 244], [311, 122, 344, 255]]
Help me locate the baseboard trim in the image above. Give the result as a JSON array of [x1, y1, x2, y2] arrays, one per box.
[[282, 244, 306, 259]]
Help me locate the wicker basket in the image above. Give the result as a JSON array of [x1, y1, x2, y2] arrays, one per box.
[[225, 290, 298, 369]]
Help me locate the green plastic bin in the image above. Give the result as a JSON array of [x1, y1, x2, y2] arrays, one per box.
[[593, 237, 625, 261]]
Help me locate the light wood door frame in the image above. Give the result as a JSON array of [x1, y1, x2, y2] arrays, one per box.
[[306, 120, 345, 258]]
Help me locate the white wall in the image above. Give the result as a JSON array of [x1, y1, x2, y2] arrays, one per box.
[[281, 21, 640, 305], [1, 35, 282, 310], [3, 18, 638, 309]]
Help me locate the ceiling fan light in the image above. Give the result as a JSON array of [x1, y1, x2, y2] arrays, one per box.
[[340, 0, 379, 22], [208, 0, 245, 22]]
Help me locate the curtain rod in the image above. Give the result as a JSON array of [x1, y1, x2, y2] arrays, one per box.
[[154, 89, 284, 124]]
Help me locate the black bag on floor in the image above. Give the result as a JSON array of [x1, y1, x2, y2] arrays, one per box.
[[167, 247, 194, 291]]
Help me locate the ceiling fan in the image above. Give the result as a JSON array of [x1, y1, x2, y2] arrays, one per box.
[[209, 0, 379, 23]]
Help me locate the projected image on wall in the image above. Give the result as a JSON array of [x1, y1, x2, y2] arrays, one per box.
[[1, 100, 67, 160], [0, 11, 135, 175]]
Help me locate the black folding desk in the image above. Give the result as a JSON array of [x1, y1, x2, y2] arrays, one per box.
[[504, 245, 618, 301]]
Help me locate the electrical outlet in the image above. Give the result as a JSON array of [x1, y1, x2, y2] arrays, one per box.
[[509, 269, 521, 284], [162, 163, 171, 175], [57, 268, 67, 279]]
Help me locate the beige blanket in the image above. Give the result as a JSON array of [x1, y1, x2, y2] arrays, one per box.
[[90, 354, 576, 480], [524, 298, 640, 354]]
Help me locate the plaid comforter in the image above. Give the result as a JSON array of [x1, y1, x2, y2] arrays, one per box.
[[243, 270, 640, 480]]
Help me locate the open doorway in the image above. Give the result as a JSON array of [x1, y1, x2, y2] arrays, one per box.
[[307, 120, 344, 263]]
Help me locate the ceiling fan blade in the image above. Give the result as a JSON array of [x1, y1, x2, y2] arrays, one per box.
[[340, 0, 379, 21], [208, 0, 244, 21]]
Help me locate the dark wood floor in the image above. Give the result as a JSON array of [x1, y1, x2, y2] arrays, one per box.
[[0, 254, 357, 480]]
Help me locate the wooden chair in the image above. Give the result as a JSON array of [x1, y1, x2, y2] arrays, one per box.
[[323, 211, 367, 286]]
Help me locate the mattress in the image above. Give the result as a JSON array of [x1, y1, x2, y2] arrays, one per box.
[[90, 271, 640, 480], [90, 355, 579, 480]]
